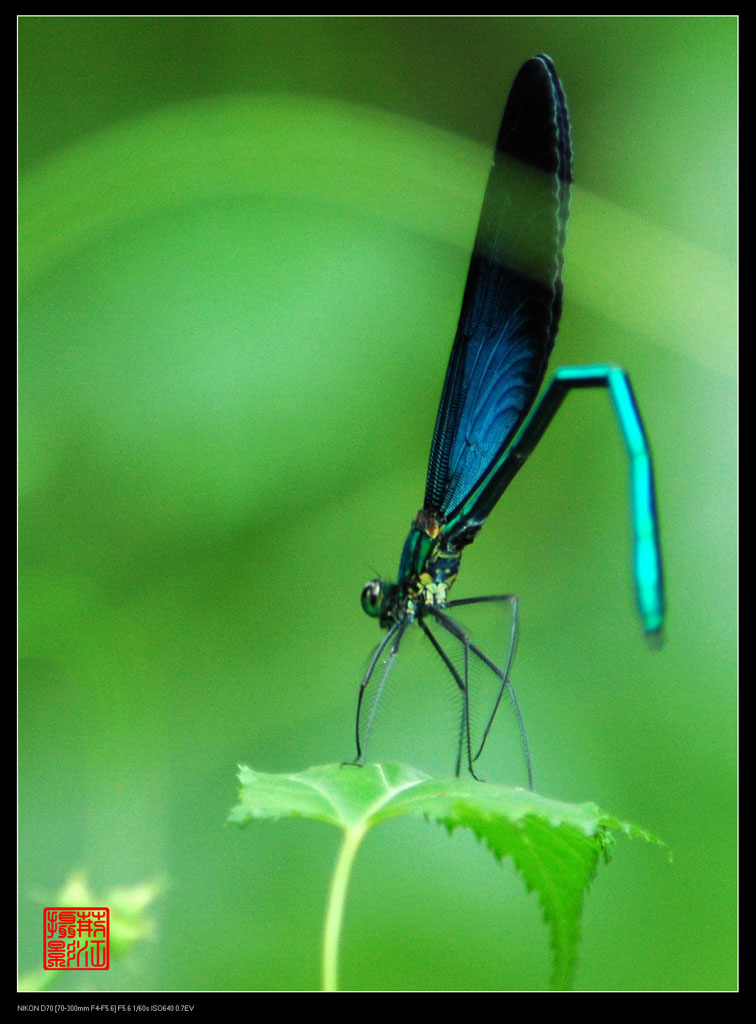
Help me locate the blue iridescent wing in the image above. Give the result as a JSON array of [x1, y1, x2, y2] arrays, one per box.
[[424, 55, 572, 524]]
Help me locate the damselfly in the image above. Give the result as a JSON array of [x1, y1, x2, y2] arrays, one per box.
[[352, 55, 664, 786]]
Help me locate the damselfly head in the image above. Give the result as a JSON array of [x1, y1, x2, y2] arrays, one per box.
[[361, 578, 405, 627], [361, 579, 383, 618]]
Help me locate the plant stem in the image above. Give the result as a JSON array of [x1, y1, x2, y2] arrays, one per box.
[[322, 822, 367, 991]]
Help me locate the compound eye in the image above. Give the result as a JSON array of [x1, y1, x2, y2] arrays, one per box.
[[361, 580, 383, 618]]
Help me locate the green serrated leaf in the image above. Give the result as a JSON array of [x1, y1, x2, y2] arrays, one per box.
[[230, 761, 430, 829], [230, 763, 665, 990]]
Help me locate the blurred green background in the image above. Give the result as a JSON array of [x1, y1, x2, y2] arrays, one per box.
[[19, 16, 736, 991]]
